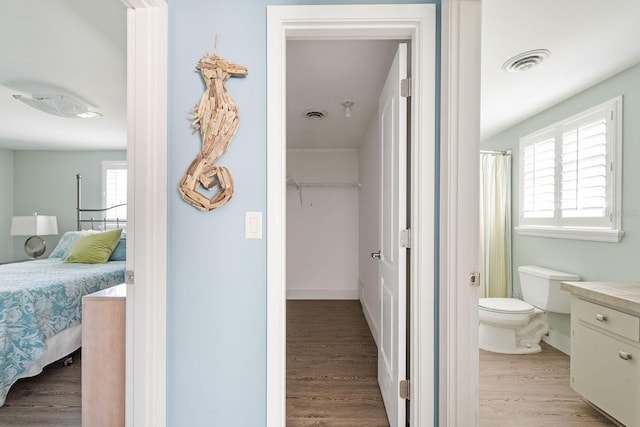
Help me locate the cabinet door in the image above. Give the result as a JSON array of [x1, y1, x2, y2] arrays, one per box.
[[572, 323, 640, 426], [82, 297, 125, 426]]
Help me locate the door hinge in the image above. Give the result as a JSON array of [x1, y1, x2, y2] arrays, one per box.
[[400, 229, 411, 248], [126, 270, 135, 285], [400, 78, 411, 98], [399, 379, 410, 400]]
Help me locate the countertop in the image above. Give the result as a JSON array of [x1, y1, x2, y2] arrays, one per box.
[[561, 281, 640, 315]]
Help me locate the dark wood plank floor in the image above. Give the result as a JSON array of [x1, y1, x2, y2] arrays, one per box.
[[287, 300, 390, 427], [0, 349, 81, 427], [480, 342, 616, 426]]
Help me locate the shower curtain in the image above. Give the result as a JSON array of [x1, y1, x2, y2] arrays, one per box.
[[479, 152, 512, 298]]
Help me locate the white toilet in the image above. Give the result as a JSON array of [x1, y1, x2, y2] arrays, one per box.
[[478, 265, 580, 354]]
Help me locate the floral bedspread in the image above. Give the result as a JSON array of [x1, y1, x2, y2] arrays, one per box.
[[0, 258, 125, 406]]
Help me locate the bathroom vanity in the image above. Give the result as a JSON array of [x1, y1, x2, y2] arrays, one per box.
[[561, 281, 640, 426]]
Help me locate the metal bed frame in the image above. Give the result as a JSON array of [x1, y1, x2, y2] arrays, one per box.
[[76, 173, 127, 231]]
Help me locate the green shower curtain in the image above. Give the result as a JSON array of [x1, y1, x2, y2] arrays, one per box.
[[479, 152, 512, 298]]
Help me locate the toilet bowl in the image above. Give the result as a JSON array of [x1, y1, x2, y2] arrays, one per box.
[[478, 266, 580, 354]]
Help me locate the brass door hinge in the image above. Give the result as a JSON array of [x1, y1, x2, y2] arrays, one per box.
[[399, 379, 410, 400]]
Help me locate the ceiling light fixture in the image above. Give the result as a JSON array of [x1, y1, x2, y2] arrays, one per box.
[[13, 94, 102, 119], [342, 100, 354, 118], [502, 49, 550, 73]]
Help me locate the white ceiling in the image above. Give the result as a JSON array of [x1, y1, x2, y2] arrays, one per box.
[[1, 1, 639, 151], [287, 40, 400, 150], [0, 0, 126, 150], [481, 0, 640, 140]]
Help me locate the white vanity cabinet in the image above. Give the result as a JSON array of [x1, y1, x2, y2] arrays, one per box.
[[567, 289, 640, 426]]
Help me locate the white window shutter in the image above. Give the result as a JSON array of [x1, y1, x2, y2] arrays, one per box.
[[516, 96, 622, 242], [561, 119, 608, 219], [522, 138, 555, 219]]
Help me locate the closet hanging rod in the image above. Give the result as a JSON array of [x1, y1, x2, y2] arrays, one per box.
[[286, 181, 362, 188], [480, 149, 512, 156]]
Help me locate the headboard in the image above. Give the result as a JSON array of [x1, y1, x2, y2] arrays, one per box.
[[76, 173, 127, 231]]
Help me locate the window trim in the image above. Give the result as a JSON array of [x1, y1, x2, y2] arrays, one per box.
[[516, 96, 624, 242]]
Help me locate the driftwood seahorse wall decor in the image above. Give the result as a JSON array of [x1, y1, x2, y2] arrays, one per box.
[[179, 48, 248, 211]]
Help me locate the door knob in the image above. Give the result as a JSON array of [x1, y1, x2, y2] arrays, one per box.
[[371, 251, 381, 260]]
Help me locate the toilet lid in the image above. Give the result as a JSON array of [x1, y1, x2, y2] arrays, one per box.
[[479, 298, 534, 314]]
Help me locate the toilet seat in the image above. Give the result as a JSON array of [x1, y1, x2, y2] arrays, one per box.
[[479, 297, 534, 314]]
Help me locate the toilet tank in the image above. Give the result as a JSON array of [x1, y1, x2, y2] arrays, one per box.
[[517, 266, 580, 314]]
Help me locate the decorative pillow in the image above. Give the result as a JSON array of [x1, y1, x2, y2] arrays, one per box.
[[49, 231, 86, 259], [108, 235, 126, 261], [65, 228, 123, 264]]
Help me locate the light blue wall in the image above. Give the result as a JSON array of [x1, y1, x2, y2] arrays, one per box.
[[0, 148, 14, 262], [12, 150, 126, 258], [167, 1, 436, 425], [481, 63, 640, 339]]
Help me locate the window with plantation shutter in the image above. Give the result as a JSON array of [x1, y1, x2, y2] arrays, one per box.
[[517, 96, 623, 242], [522, 136, 555, 219], [561, 117, 607, 221], [102, 161, 127, 222]]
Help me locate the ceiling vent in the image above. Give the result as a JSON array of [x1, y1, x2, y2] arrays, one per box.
[[303, 109, 327, 120], [502, 49, 550, 73]]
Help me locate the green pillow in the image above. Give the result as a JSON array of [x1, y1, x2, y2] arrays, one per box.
[[65, 229, 123, 264]]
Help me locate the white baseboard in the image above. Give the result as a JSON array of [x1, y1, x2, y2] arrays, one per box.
[[542, 329, 571, 355], [359, 284, 379, 347], [286, 288, 358, 300]]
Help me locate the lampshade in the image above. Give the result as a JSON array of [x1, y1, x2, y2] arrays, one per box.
[[10, 215, 58, 237], [13, 94, 101, 119]]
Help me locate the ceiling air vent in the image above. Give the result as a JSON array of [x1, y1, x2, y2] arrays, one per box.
[[303, 109, 327, 120], [502, 49, 550, 73]]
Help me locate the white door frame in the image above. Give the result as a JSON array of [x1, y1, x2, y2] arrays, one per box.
[[112, 1, 480, 426], [439, 1, 482, 426], [121, 1, 167, 426], [266, 5, 436, 426]]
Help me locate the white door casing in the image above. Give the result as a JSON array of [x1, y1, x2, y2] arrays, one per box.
[[120, 1, 168, 426], [439, 1, 482, 426], [267, 5, 436, 426], [377, 43, 408, 427], [117, 2, 479, 427], [108, 2, 481, 427]]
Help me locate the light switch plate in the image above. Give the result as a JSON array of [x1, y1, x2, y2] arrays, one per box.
[[245, 211, 262, 239]]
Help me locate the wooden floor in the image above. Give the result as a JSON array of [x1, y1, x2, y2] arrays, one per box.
[[0, 349, 81, 427], [480, 342, 616, 426], [287, 300, 390, 427], [0, 305, 620, 427]]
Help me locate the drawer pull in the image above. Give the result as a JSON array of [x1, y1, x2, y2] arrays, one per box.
[[595, 313, 608, 322], [619, 351, 632, 361]]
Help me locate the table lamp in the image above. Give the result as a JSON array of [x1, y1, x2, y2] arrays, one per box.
[[10, 214, 59, 258]]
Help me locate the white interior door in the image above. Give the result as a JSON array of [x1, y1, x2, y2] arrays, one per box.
[[377, 42, 408, 427]]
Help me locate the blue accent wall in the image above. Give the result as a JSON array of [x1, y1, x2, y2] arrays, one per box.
[[167, 2, 437, 425]]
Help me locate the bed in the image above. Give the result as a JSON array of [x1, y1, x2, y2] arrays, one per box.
[[0, 174, 126, 406]]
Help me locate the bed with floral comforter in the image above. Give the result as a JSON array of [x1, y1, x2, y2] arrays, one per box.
[[0, 256, 125, 406]]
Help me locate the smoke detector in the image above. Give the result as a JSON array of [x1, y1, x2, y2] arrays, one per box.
[[502, 49, 550, 73], [303, 109, 327, 120]]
